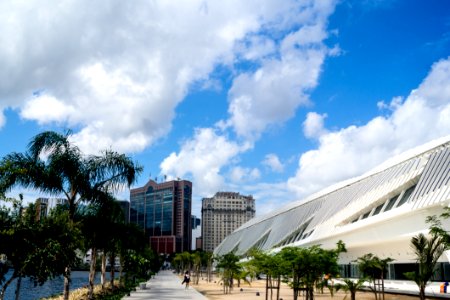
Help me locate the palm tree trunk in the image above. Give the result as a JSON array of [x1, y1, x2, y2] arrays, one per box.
[[265, 275, 269, 300], [276, 276, 280, 300], [420, 285, 426, 300], [109, 253, 116, 289], [63, 267, 71, 300], [88, 247, 97, 300], [119, 253, 124, 284], [14, 275, 22, 300], [101, 252, 106, 290]]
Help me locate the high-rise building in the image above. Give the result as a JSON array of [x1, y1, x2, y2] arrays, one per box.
[[116, 200, 130, 223], [201, 192, 255, 252], [129, 179, 192, 254], [35, 197, 68, 220]]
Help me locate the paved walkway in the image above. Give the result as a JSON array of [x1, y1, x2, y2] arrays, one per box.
[[122, 270, 208, 300]]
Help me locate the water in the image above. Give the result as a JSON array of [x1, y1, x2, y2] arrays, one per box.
[[2, 270, 116, 300]]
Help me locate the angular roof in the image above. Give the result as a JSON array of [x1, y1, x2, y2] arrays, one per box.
[[214, 136, 450, 256]]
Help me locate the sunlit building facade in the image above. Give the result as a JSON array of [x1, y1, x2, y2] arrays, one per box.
[[35, 197, 68, 220], [202, 192, 255, 252], [130, 179, 192, 254], [215, 136, 450, 281]]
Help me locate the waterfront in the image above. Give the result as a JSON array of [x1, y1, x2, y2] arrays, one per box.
[[3, 270, 115, 300]]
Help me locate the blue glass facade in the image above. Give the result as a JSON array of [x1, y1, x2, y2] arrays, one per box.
[[130, 179, 192, 254]]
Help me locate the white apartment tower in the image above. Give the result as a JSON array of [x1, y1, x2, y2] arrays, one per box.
[[201, 192, 255, 252]]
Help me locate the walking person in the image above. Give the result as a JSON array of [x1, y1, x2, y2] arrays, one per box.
[[181, 271, 191, 289]]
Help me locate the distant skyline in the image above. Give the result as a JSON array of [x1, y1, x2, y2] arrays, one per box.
[[1, 0, 450, 219]]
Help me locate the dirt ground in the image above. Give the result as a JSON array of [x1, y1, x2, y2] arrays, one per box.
[[190, 276, 420, 300]]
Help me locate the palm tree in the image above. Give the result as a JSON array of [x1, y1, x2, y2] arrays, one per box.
[[334, 278, 366, 300], [77, 195, 124, 299], [216, 252, 241, 294], [404, 233, 446, 300], [356, 253, 393, 300], [0, 131, 142, 300]]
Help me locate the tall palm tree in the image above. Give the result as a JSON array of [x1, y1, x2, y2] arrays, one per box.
[[0, 131, 142, 300], [405, 233, 446, 300], [77, 196, 123, 300]]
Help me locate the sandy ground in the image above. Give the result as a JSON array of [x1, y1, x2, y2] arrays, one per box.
[[189, 275, 419, 300]]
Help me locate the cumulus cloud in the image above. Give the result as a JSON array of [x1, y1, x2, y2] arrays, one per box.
[[1, 0, 336, 154], [229, 166, 261, 182], [155, 0, 337, 197], [159, 127, 250, 197], [0, 109, 5, 128], [288, 57, 450, 198], [303, 112, 328, 139], [262, 154, 284, 173], [225, 1, 337, 140]]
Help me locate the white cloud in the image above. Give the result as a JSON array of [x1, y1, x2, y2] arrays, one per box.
[[1, 0, 336, 154], [229, 166, 261, 182], [225, 2, 337, 140], [236, 36, 277, 61], [288, 57, 450, 199], [303, 112, 328, 139], [236, 181, 291, 216], [262, 154, 284, 173], [154, 0, 338, 200], [0, 109, 5, 129], [21, 94, 76, 125], [159, 127, 249, 197]]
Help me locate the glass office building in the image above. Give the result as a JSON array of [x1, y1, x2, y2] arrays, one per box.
[[130, 179, 192, 254]]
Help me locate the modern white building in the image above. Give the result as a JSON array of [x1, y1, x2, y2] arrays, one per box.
[[215, 136, 450, 280], [202, 192, 255, 252]]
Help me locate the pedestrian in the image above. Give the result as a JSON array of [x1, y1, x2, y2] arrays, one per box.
[[182, 271, 191, 289]]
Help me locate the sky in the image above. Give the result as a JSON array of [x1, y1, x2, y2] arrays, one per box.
[[1, 0, 450, 223]]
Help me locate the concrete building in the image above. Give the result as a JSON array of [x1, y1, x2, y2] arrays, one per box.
[[215, 136, 450, 281], [35, 197, 68, 220], [202, 192, 255, 252], [130, 179, 192, 254]]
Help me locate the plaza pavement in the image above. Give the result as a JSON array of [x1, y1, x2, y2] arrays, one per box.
[[120, 270, 450, 299], [121, 270, 207, 300]]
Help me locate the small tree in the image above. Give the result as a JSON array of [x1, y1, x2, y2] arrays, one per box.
[[0, 199, 81, 300], [247, 249, 283, 300], [404, 233, 446, 300], [202, 251, 214, 282], [335, 278, 367, 300], [356, 253, 392, 300], [216, 252, 241, 294], [191, 252, 202, 285], [279, 241, 346, 300]]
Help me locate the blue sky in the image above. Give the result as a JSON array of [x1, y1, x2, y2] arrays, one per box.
[[1, 0, 450, 220]]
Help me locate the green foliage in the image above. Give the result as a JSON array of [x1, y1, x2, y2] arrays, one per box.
[[0, 198, 82, 300], [278, 241, 346, 300], [123, 247, 159, 283], [356, 253, 392, 280], [334, 278, 367, 300], [404, 233, 446, 300], [216, 252, 242, 294], [355, 253, 393, 300], [0, 130, 143, 300]]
